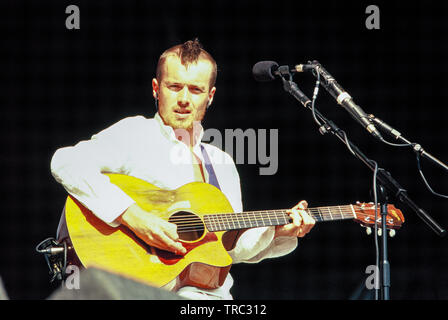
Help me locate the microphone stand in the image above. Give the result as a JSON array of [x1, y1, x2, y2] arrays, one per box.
[[279, 73, 446, 300], [377, 185, 390, 300]]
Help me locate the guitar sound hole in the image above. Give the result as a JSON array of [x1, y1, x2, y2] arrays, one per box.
[[169, 211, 205, 241]]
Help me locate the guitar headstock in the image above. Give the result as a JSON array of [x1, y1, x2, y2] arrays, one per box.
[[353, 202, 405, 231]]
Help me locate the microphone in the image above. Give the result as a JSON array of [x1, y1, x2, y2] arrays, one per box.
[[252, 61, 316, 82], [298, 60, 383, 141], [252, 61, 279, 82], [252, 61, 312, 108]]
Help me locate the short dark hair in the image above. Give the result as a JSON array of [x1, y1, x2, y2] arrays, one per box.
[[156, 38, 217, 89]]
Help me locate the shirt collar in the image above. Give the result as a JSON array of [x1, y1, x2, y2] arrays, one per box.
[[154, 112, 205, 149]]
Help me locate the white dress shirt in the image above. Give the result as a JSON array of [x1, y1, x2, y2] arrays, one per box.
[[51, 112, 298, 299]]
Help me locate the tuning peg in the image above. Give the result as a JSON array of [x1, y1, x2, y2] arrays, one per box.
[[364, 227, 396, 237]]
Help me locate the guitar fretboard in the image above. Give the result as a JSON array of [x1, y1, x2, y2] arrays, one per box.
[[204, 205, 357, 232]]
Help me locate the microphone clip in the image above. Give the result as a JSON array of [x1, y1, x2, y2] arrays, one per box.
[[276, 65, 294, 80]]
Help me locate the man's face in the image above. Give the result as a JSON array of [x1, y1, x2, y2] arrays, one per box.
[[153, 55, 216, 132]]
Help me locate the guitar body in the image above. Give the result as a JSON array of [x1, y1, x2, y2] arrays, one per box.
[[64, 174, 405, 291], [65, 174, 234, 290]]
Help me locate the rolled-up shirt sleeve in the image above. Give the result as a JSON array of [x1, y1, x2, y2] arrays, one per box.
[[50, 118, 143, 226], [220, 154, 298, 264], [228, 227, 298, 264]]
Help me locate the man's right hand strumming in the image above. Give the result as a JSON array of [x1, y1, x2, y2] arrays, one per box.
[[118, 203, 187, 255]]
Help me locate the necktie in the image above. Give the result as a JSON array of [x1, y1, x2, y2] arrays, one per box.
[[200, 144, 221, 190]]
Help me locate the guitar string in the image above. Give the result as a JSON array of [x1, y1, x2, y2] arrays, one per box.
[[168, 207, 360, 222], [168, 206, 359, 216], [175, 217, 394, 233], [170, 211, 355, 226], [168, 209, 383, 224], [176, 222, 397, 233], [170, 211, 395, 233], [168, 210, 388, 225], [168, 205, 385, 216]]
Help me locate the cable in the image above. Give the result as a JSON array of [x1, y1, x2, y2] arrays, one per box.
[[380, 133, 448, 199], [339, 129, 357, 157], [311, 70, 322, 127], [35, 237, 67, 283], [379, 138, 414, 148], [371, 160, 380, 300], [416, 153, 448, 199], [370, 117, 447, 197]]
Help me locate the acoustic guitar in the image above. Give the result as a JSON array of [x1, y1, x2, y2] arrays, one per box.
[[64, 173, 404, 290]]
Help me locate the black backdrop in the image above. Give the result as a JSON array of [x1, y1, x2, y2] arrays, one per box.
[[1, 0, 447, 300]]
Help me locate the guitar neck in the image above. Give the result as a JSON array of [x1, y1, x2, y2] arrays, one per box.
[[204, 205, 357, 232]]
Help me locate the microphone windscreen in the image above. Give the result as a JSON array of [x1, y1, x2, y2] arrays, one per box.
[[252, 61, 279, 82]]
